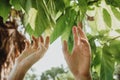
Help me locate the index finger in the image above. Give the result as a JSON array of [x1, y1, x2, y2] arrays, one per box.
[[77, 25, 87, 40]]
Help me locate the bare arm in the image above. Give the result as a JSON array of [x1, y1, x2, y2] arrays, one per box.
[[62, 23, 92, 80], [8, 36, 50, 80]]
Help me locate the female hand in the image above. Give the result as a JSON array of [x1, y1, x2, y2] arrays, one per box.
[[8, 36, 49, 80], [62, 23, 91, 80]]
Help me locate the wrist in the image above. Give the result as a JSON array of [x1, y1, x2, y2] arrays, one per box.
[[74, 72, 92, 80], [8, 62, 26, 80]]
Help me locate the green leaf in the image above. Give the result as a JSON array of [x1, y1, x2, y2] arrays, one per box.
[[0, 0, 11, 21], [61, 9, 77, 41], [50, 8, 76, 43], [63, 0, 70, 7], [34, 0, 51, 36], [106, 40, 120, 63], [111, 6, 120, 21], [54, 0, 65, 12], [61, 9, 76, 52], [20, 0, 37, 12], [23, 0, 56, 37], [26, 24, 35, 36], [100, 45, 114, 80], [103, 8, 112, 28], [115, 29, 120, 33], [50, 14, 67, 43], [68, 31, 74, 53], [105, 0, 120, 8], [100, 58, 114, 80], [10, 0, 21, 10], [99, 40, 120, 80], [34, 13, 48, 37], [92, 47, 101, 68], [10, 0, 37, 12], [78, 0, 87, 21]]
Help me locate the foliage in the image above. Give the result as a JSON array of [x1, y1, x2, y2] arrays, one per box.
[[105, 0, 120, 8], [24, 68, 39, 80], [113, 64, 120, 80], [0, 0, 120, 80], [40, 66, 67, 80], [24, 66, 74, 80]]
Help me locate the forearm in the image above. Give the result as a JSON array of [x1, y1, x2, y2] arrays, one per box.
[[7, 63, 27, 80]]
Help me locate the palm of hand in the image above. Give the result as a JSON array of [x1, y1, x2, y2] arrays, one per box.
[[8, 36, 49, 80], [63, 26, 91, 77], [16, 36, 49, 69]]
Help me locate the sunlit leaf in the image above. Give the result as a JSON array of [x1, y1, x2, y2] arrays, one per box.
[[10, 0, 37, 11], [34, 0, 52, 36], [115, 29, 120, 33], [26, 24, 35, 36], [99, 40, 120, 80], [78, 0, 87, 21], [103, 8, 112, 28], [54, 0, 65, 12], [68, 32, 74, 53], [111, 6, 120, 21], [63, 0, 70, 7], [0, 0, 11, 21], [50, 14, 67, 43], [61, 9, 76, 52], [105, 0, 120, 8], [10, 0, 21, 10], [106, 40, 120, 63], [61, 9, 76, 41], [100, 45, 114, 80]]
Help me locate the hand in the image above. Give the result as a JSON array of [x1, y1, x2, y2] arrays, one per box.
[[8, 36, 49, 80], [62, 24, 91, 80], [16, 36, 49, 66]]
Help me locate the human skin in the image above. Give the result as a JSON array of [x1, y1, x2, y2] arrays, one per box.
[[62, 23, 92, 80], [7, 36, 49, 80]]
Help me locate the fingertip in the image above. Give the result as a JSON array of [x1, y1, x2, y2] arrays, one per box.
[[40, 36, 44, 43], [46, 36, 50, 44], [77, 26, 81, 33], [45, 36, 50, 48], [32, 36, 36, 40], [46, 36, 50, 42], [64, 40, 67, 45], [72, 26, 77, 33], [24, 40, 30, 48], [62, 40, 68, 51], [77, 22, 83, 29]]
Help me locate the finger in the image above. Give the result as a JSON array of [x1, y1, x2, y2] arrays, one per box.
[[80, 38, 91, 57], [77, 22, 83, 29], [40, 43, 47, 53], [72, 26, 79, 46], [80, 38, 89, 47], [15, 46, 20, 57], [45, 36, 50, 49], [24, 40, 30, 49], [32, 36, 38, 49], [40, 36, 44, 43], [62, 40, 70, 57], [16, 40, 29, 63], [77, 27, 87, 39]]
